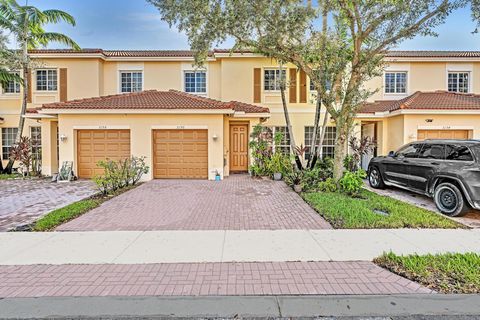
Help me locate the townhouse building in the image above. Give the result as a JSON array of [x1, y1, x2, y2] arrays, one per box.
[[1, 49, 480, 180]]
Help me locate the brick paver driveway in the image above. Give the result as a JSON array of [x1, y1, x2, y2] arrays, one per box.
[[0, 179, 96, 231], [58, 175, 331, 231]]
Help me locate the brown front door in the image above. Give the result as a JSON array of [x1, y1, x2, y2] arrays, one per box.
[[230, 124, 249, 172], [152, 129, 208, 179]]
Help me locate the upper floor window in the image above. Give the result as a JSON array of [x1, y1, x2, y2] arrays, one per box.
[[184, 71, 206, 93], [384, 72, 407, 94], [36, 69, 57, 91], [448, 72, 469, 93], [264, 69, 286, 91], [120, 71, 143, 93], [2, 72, 20, 94], [2, 128, 18, 160]]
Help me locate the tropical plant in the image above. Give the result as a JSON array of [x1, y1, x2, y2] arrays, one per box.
[[0, 0, 80, 173], [339, 169, 367, 196], [266, 152, 290, 175], [9, 135, 32, 176], [249, 124, 273, 176], [346, 136, 376, 172], [150, 0, 465, 180]]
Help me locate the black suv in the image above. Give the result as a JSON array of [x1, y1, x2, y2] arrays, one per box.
[[368, 139, 480, 217]]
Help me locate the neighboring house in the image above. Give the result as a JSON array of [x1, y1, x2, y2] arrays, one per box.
[[1, 49, 480, 180]]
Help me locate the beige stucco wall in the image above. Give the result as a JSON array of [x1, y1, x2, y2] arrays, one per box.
[[57, 113, 230, 180]]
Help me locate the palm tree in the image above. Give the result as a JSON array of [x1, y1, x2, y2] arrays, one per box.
[[0, 0, 80, 173]]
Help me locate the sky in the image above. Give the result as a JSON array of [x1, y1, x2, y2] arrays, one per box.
[[5, 0, 480, 51]]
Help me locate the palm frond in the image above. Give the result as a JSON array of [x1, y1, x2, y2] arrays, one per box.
[[35, 32, 80, 50], [42, 9, 76, 26], [0, 67, 22, 87]]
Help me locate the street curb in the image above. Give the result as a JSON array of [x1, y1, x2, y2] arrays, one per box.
[[0, 294, 479, 318]]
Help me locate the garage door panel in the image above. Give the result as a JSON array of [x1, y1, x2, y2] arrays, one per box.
[[77, 129, 131, 179], [418, 129, 469, 141], [153, 129, 208, 179]]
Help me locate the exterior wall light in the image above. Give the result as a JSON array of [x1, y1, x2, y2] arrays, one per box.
[[212, 134, 218, 141], [60, 134, 68, 142]]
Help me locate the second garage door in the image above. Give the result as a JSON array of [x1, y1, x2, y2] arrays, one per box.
[[153, 129, 208, 179], [77, 129, 131, 178], [418, 129, 469, 140]]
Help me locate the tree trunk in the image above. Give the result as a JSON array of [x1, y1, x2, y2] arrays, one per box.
[[278, 64, 303, 170], [311, 110, 330, 168], [4, 30, 29, 174], [333, 121, 348, 181], [307, 93, 321, 169]]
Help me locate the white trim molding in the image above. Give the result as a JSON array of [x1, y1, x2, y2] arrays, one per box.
[[417, 125, 474, 130], [151, 125, 209, 130], [72, 125, 130, 130]]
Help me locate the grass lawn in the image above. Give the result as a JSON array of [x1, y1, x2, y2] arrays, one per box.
[[32, 184, 138, 231], [0, 173, 20, 180], [303, 189, 463, 229], [375, 252, 480, 294], [32, 199, 102, 231]]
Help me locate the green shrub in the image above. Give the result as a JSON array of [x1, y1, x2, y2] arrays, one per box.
[[317, 177, 338, 192], [265, 152, 291, 176], [93, 156, 149, 195], [339, 169, 366, 196], [315, 157, 334, 179]]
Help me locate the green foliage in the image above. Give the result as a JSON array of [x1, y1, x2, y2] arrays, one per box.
[[93, 156, 149, 195], [303, 189, 462, 229], [265, 152, 290, 175], [317, 177, 338, 193], [9, 136, 31, 173], [343, 155, 356, 172], [33, 199, 100, 231], [339, 169, 366, 196], [375, 252, 480, 294], [249, 124, 273, 177]]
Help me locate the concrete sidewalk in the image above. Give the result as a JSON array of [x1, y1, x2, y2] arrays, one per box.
[[1, 229, 479, 265]]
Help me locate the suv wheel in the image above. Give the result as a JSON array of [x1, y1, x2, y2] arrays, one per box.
[[434, 183, 470, 217], [368, 167, 385, 189]]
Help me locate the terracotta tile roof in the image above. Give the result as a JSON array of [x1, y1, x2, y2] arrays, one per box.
[[386, 51, 480, 58], [41, 90, 269, 114], [361, 91, 480, 114], [28, 49, 213, 58], [29, 49, 480, 59]]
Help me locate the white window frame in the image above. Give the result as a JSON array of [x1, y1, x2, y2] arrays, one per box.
[[30, 126, 42, 161], [119, 70, 143, 93], [304, 126, 336, 159], [384, 71, 408, 94], [36, 69, 58, 92], [264, 69, 286, 92], [2, 127, 18, 159], [183, 70, 207, 94], [2, 72, 21, 95], [447, 71, 471, 93], [262, 126, 291, 155]]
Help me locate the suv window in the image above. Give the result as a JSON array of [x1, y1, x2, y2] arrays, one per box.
[[445, 144, 474, 161], [419, 144, 445, 160], [395, 144, 423, 158]]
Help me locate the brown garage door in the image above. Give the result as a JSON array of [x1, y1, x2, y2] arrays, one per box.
[[77, 129, 131, 178], [418, 129, 469, 140], [153, 129, 208, 179]]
